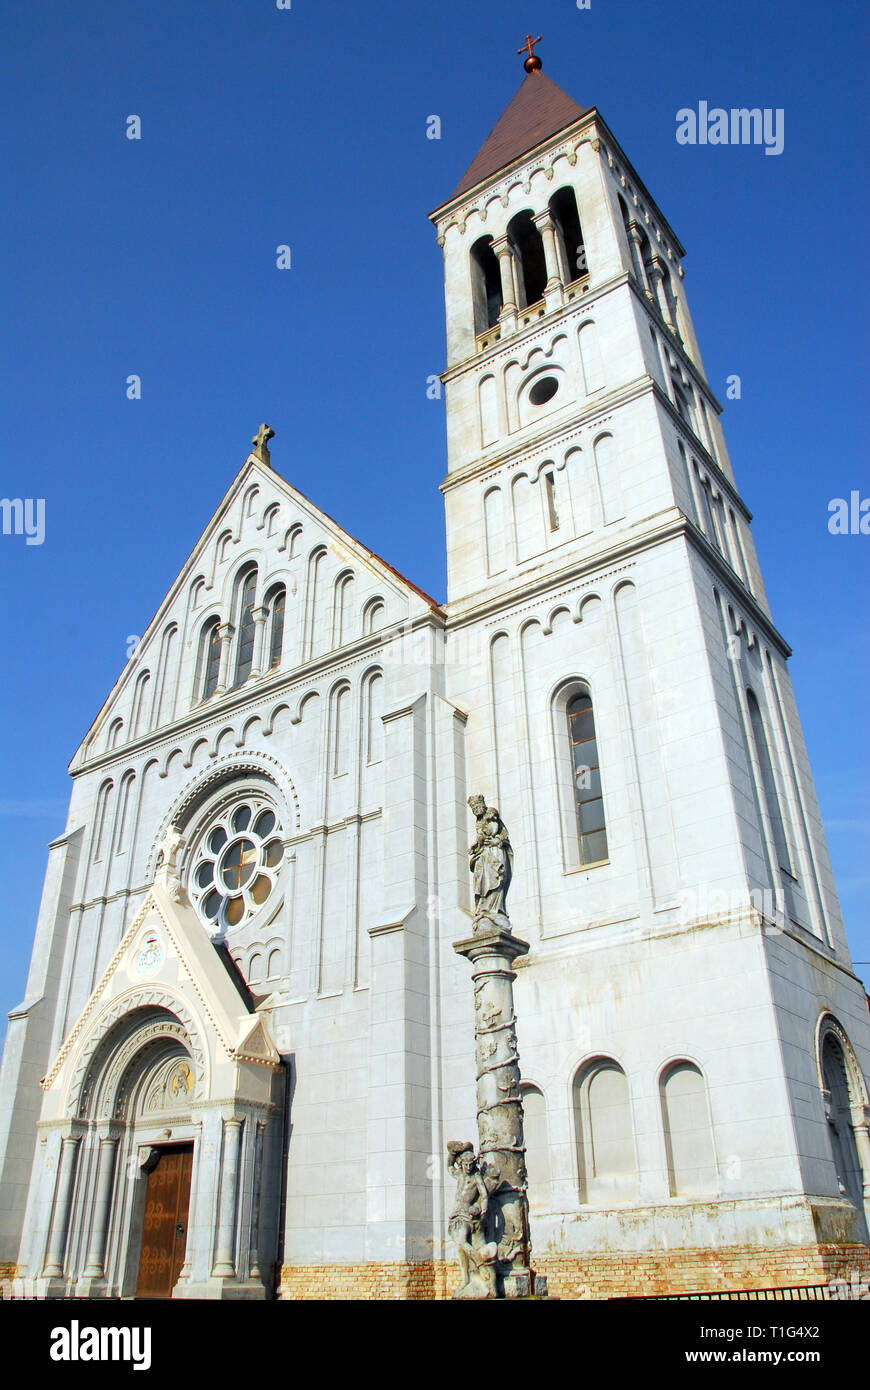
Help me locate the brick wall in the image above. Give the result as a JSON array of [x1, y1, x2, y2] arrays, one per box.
[[277, 1261, 454, 1301], [537, 1244, 870, 1300], [278, 1244, 870, 1300]]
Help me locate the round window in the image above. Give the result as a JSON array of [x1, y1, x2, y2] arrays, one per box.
[[188, 796, 284, 932], [528, 376, 559, 406]]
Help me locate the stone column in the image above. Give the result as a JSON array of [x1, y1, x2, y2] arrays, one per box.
[[43, 1132, 81, 1278], [492, 237, 518, 334], [628, 220, 652, 297], [453, 926, 532, 1296], [850, 1105, 870, 1228], [213, 1116, 243, 1277], [214, 622, 236, 695], [82, 1130, 119, 1278], [533, 211, 564, 306], [248, 1120, 265, 1282], [249, 605, 269, 680], [649, 255, 678, 333]]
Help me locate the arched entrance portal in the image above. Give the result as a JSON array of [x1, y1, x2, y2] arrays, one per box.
[[73, 1005, 203, 1299], [16, 877, 282, 1300]]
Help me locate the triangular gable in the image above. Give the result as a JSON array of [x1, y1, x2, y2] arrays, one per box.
[[73, 447, 443, 765], [42, 876, 280, 1095]]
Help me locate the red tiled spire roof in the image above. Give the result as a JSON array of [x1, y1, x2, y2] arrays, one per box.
[[450, 71, 589, 200]]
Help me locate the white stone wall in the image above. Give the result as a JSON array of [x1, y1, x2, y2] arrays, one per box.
[[2, 94, 868, 1288]]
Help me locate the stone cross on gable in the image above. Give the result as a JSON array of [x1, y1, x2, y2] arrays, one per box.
[[251, 423, 275, 464]]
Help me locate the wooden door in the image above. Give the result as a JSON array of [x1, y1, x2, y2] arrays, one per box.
[[136, 1144, 193, 1299]]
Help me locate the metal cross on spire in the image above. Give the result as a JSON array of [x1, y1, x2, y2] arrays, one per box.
[[517, 33, 543, 72]]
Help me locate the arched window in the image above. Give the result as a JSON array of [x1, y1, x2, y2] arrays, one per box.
[[217, 531, 233, 562], [567, 689, 608, 865], [333, 571, 356, 648], [91, 781, 113, 863], [151, 624, 177, 729], [331, 684, 351, 776], [233, 567, 258, 686], [746, 689, 792, 875], [635, 222, 654, 295], [189, 576, 206, 611], [363, 598, 386, 635], [283, 523, 303, 558], [820, 1026, 867, 1218], [265, 584, 286, 671], [484, 486, 506, 576], [543, 469, 560, 532], [522, 1085, 551, 1212], [303, 548, 326, 660], [130, 672, 151, 738], [364, 670, 384, 764], [593, 433, 624, 525], [114, 772, 136, 855], [196, 618, 221, 701], [507, 210, 547, 309], [578, 320, 605, 394], [470, 235, 502, 334], [660, 1062, 717, 1196], [107, 718, 123, 750], [549, 186, 586, 283], [263, 503, 280, 537], [573, 1059, 637, 1202], [618, 193, 636, 277]]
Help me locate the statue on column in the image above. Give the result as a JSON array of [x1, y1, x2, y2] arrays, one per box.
[[156, 824, 186, 903], [467, 794, 513, 934], [446, 1141, 498, 1299], [447, 795, 545, 1298]]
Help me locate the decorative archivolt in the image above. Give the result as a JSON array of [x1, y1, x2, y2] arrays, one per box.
[[80, 1011, 202, 1121], [815, 1012, 869, 1110], [147, 750, 302, 879], [59, 985, 209, 1118]]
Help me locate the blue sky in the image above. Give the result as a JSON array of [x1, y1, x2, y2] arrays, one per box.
[[1, 0, 867, 1039]]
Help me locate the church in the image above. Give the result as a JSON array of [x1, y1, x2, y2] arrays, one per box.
[[1, 44, 868, 1301]]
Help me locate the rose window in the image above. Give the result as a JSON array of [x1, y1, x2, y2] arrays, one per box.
[[189, 799, 284, 931]]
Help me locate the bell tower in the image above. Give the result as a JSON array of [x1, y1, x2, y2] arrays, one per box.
[[430, 43, 870, 1291], [430, 39, 745, 612]]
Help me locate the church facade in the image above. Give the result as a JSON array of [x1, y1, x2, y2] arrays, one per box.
[[1, 57, 868, 1301]]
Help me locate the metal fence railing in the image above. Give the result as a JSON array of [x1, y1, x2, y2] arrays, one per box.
[[620, 1284, 833, 1301]]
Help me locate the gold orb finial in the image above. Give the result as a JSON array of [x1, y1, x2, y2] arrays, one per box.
[[518, 33, 543, 72]]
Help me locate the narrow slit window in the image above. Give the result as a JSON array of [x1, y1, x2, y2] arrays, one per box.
[[545, 471, 560, 531]]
